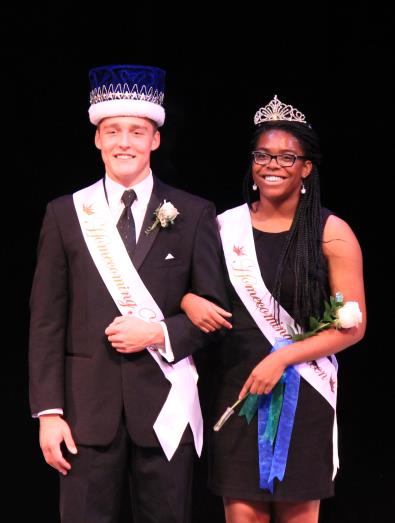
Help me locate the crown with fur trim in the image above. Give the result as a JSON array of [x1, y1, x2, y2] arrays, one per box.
[[254, 95, 307, 125], [88, 64, 166, 126]]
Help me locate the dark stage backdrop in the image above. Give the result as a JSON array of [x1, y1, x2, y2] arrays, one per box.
[[3, 4, 391, 523]]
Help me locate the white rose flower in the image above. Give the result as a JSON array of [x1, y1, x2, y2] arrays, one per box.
[[157, 200, 179, 227], [336, 301, 363, 329], [145, 200, 180, 235]]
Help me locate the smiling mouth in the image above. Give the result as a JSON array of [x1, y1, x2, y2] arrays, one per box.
[[114, 154, 136, 159], [262, 175, 286, 182]]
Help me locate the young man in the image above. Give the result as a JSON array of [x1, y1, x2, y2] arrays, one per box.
[[29, 64, 230, 523]]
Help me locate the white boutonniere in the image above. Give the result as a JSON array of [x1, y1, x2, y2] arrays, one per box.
[[145, 200, 180, 235]]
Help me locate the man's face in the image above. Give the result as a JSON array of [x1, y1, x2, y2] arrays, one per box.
[[95, 116, 160, 187]]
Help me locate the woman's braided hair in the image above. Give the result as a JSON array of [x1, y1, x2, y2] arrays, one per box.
[[242, 121, 327, 330]]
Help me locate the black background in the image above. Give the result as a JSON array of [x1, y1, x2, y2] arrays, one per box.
[[3, 3, 391, 522]]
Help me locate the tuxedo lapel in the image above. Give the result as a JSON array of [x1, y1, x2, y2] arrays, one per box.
[[131, 178, 165, 271]]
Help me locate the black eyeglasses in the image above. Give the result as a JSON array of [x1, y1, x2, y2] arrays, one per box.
[[251, 151, 309, 167]]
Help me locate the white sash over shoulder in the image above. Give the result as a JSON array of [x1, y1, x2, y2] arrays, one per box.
[[73, 180, 202, 461], [217, 204, 339, 478]]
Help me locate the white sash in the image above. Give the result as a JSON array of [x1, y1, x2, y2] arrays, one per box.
[[218, 204, 339, 478], [73, 180, 203, 461]]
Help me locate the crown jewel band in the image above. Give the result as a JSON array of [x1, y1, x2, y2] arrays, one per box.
[[89, 84, 164, 106], [254, 95, 307, 125]]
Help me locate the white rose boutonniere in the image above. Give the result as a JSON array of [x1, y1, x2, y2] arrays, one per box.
[[145, 200, 180, 235]]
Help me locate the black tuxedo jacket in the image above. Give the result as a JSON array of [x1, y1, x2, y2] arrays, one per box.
[[29, 177, 229, 447]]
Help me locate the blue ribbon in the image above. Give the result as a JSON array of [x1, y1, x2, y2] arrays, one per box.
[[257, 337, 300, 493]]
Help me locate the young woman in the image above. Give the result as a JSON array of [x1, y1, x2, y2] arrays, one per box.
[[181, 96, 366, 523]]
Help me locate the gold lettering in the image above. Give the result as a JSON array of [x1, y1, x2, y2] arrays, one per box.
[[231, 255, 291, 339], [83, 219, 137, 311], [138, 308, 157, 321]]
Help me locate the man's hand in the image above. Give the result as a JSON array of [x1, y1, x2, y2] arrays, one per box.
[[105, 315, 165, 353], [39, 414, 77, 475]]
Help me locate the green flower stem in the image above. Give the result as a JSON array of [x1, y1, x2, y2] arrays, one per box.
[[145, 218, 160, 235], [313, 322, 333, 334], [213, 395, 249, 431]]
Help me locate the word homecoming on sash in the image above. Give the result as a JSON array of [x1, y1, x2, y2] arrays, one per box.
[[231, 253, 291, 340], [84, 214, 138, 312]]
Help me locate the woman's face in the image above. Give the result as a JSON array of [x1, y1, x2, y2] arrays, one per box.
[[252, 129, 312, 202]]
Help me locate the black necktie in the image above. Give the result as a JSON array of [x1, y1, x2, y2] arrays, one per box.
[[117, 189, 137, 257]]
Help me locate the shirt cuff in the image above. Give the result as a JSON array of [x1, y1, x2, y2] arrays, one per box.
[[33, 408, 64, 418], [156, 321, 175, 362]]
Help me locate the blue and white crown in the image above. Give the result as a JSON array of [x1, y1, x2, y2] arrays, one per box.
[[254, 95, 307, 125], [88, 64, 166, 126]]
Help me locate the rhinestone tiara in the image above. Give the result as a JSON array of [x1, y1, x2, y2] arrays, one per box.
[[254, 95, 307, 125]]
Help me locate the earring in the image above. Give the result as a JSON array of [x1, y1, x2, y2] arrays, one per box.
[[252, 183, 258, 191], [301, 182, 306, 194]]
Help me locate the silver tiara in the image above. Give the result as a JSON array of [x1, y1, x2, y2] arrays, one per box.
[[254, 95, 307, 125]]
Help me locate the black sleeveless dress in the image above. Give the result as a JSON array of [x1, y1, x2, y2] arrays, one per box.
[[208, 210, 335, 502]]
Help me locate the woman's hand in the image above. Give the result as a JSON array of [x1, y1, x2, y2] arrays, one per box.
[[181, 293, 232, 333], [239, 351, 287, 399]]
